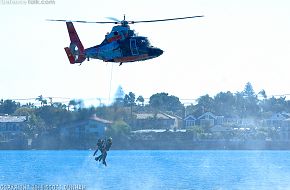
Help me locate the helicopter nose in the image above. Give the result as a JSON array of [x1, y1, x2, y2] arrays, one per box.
[[148, 48, 163, 57]]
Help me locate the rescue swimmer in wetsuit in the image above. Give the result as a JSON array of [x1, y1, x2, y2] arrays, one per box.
[[93, 138, 104, 158], [93, 137, 112, 166]]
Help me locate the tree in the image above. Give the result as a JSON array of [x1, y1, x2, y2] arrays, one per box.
[[52, 102, 67, 110], [35, 105, 74, 130], [149, 92, 183, 113], [76, 107, 96, 121], [106, 120, 130, 139], [261, 96, 286, 114], [195, 94, 214, 115], [185, 103, 197, 116], [77, 99, 85, 110], [213, 91, 235, 117], [68, 99, 78, 111], [258, 89, 267, 99], [48, 97, 53, 106], [23, 102, 35, 109], [0, 99, 20, 115], [234, 91, 247, 117], [242, 82, 259, 117], [68, 99, 84, 111], [124, 92, 136, 107], [136, 95, 145, 106], [124, 92, 136, 120], [243, 82, 256, 98], [35, 95, 47, 107], [14, 107, 45, 137], [149, 93, 164, 109]]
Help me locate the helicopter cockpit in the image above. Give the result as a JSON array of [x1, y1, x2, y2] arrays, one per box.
[[138, 37, 151, 48], [103, 25, 136, 44], [130, 36, 162, 57]]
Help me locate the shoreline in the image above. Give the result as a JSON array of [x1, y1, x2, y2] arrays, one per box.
[[1, 139, 290, 150]]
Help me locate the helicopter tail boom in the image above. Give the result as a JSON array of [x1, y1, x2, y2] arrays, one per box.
[[65, 22, 86, 64]]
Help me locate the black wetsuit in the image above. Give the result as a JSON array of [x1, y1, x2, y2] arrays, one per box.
[[96, 139, 112, 166], [106, 140, 112, 151], [101, 140, 113, 166], [93, 140, 104, 160]]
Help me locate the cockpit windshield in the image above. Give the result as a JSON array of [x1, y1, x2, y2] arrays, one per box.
[[137, 37, 151, 48]]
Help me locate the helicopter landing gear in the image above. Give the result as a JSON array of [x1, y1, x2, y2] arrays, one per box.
[[119, 62, 123, 66]]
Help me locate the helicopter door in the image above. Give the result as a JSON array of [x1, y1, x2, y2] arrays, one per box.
[[130, 39, 139, 55]]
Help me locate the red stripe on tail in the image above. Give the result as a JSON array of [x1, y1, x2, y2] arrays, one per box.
[[65, 22, 86, 63], [66, 22, 84, 52], [64, 47, 75, 64]]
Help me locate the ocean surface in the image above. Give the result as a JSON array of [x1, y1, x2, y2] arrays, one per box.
[[0, 150, 290, 190]]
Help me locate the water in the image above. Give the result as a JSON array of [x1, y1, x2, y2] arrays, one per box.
[[1, 150, 290, 190]]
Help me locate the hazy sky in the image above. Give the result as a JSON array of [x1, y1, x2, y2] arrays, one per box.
[[0, 0, 290, 106]]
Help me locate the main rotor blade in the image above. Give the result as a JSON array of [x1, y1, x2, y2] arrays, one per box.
[[105, 17, 121, 22], [130, 16, 204, 24], [46, 19, 117, 24], [47, 15, 204, 24]]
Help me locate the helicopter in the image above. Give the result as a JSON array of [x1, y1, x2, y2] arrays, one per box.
[[48, 15, 203, 66]]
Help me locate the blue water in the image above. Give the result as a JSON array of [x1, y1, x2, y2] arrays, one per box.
[[1, 150, 290, 190]]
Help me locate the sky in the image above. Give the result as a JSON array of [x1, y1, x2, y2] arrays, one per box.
[[0, 0, 290, 106]]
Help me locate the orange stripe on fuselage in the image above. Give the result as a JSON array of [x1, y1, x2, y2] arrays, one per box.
[[114, 54, 150, 62]]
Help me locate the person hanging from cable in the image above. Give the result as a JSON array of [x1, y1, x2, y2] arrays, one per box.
[[94, 137, 113, 166], [93, 138, 104, 160]]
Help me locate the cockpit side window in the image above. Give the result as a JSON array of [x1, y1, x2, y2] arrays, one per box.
[[138, 38, 151, 47]]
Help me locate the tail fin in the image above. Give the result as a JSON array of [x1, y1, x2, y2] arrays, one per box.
[[64, 22, 86, 64]]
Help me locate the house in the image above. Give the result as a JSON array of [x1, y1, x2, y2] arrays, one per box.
[[223, 116, 240, 126], [259, 112, 290, 141], [164, 112, 183, 129], [183, 115, 197, 128], [131, 129, 188, 141], [59, 114, 112, 148], [281, 119, 290, 141], [264, 112, 290, 128], [197, 112, 224, 127], [133, 112, 178, 130], [223, 116, 256, 127], [0, 115, 28, 149]]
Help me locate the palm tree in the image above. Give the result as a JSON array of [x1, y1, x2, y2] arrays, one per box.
[[35, 95, 47, 107], [68, 99, 77, 111], [48, 97, 53, 106], [42, 99, 48, 106]]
